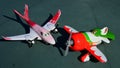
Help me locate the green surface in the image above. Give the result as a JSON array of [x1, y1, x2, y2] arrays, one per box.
[[0, 0, 120, 68]]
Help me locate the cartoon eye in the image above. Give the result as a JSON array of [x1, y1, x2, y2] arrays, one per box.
[[44, 34, 47, 36]]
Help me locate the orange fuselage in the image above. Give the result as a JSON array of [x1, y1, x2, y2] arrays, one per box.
[[70, 32, 90, 51]]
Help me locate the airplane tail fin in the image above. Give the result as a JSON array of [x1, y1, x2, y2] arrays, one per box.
[[14, 4, 36, 27], [14, 4, 30, 21]]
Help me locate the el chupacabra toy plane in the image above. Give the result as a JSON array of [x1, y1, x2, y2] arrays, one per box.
[[2, 4, 61, 47], [64, 25, 115, 63]]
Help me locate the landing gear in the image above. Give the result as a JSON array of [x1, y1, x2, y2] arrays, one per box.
[[80, 53, 90, 62], [52, 23, 59, 33], [52, 28, 58, 33], [27, 40, 35, 48], [26, 37, 38, 48]]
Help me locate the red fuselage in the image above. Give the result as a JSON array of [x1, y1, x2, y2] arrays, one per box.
[[70, 32, 90, 51]]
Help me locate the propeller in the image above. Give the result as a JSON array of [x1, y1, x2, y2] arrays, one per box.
[[64, 30, 72, 56]]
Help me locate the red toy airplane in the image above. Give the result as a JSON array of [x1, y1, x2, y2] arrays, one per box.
[[63, 25, 115, 63]]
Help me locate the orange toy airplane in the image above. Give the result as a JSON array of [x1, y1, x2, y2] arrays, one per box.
[[63, 25, 115, 63]]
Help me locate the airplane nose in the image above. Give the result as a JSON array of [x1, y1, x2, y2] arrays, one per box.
[[49, 40, 56, 45]]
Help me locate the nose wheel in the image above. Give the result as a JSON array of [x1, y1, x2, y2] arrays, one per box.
[[52, 23, 59, 33]]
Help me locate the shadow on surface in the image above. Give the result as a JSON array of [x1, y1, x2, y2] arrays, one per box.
[[54, 27, 69, 56], [3, 12, 30, 33], [41, 14, 53, 26]]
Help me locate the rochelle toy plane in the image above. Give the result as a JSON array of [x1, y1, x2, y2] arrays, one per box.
[[63, 25, 115, 63], [2, 4, 61, 47]]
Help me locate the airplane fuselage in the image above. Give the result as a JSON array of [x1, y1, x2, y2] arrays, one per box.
[[70, 32, 90, 51], [26, 20, 55, 45], [69, 32, 106, 51]]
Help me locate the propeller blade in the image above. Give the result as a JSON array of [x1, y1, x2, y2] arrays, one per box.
[[64, 30, 72, 56], [64, 45, 69, 56], [68, 30, 72, 42]]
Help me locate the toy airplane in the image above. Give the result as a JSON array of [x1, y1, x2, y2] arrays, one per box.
[[2, 4, 61, 47], [63, 25, 115, 63]]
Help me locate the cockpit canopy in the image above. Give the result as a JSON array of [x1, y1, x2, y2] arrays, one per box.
[[92, 27, 115, 40]]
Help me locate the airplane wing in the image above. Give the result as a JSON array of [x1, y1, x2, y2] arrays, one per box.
[[3, 28, 41, 40], [43, 9, 61, 31], [63, 25, 78, 34], [86, 46, 107, 63]]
